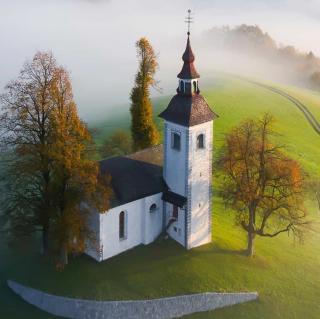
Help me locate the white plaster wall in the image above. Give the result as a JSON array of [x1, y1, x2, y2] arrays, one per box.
[[143, 193, 163, 245], [165, 202, 185, 246], [98, 193, 163, 261], [188, 121, 213, 248], [164, 121, 188, 196], [163, 119, 213, 249], [85, 209, 101, 261]]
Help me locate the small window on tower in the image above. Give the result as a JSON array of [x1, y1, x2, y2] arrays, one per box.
[[197, 134, 205, 149], [119, 211, 126, 240], [185, 82, 191, 94], [193, 81, 197, 93], [180, 81, 185, 93], [171, 132, 181, 150]]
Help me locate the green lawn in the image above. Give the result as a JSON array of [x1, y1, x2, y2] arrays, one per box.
[[1, 75, 320, 319]]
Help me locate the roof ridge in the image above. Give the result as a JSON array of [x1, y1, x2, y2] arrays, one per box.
[[125, 144, 163, 159]]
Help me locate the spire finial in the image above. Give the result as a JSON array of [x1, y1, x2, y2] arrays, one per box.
[[185, 9, 193, 36]]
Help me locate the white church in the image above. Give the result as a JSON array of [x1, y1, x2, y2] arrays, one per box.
[[86, 31, 218, 262]]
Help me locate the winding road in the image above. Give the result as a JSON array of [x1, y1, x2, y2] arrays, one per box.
[[250, 81, 320, 135]]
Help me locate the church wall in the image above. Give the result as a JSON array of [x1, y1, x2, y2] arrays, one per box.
[[85, 208, 101, 261], [164, 120, 189, 247], [164, 121, 188, 196], [187, 121, 213, 248], [143, 193, 163, 245], [165, 203, 186, 247], [163, 120, 213, 249], [98, 193, 163, 261]]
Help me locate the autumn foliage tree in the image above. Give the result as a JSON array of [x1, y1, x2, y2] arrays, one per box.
[[99, 130, 132, 158], [48, 67, 111, 266], [218, 114, 309, 256], [130, 38, 159, 151], [0, 53, 58, 254], [0, 52, 111, 266]]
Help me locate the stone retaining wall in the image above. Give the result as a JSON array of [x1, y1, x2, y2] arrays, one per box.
[[8, 280, 258, 319]]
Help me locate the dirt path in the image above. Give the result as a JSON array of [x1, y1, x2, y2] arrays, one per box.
[[250, 81, 320, 135]]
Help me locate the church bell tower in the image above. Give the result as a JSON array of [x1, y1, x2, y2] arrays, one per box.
[[159, 11, 218, 249]]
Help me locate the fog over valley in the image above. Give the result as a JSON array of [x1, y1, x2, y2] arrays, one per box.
[[1, 0, 320, 121]]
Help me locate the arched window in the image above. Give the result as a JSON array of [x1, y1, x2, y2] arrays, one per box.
[[119, 211, 126, 240], [197, 134, 205, 149], [193, 81, 197, 93], [149, 203, 157, 213]]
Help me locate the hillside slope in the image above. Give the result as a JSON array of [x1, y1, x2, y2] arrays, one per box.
[[1, 75, 320, 319]]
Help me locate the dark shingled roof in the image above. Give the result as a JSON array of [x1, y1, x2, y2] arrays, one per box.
[[162, 190, 187, 208], [159, 94, 218, 127], [99, 145, 166, 208], [177, 62, 200, 80], [177, 36, 200, 79]]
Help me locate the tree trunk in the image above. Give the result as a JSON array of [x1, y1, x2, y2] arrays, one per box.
[[247, 231, 255, 257], [246, 206, 255, 257], [60, 246, 68, 267], [316, 191, 320, 211]]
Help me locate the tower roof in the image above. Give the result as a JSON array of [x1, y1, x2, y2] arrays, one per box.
[[159, 13, 218, 127], [159, 94, 218, 127], [177, 36, 200, 79]]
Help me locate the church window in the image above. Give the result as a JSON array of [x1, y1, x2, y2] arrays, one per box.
[[171, 132, 181, 150], [149, 203, 157, 213], [193, 81, 197, 93], [197, 134, 205, 149], [185, 82, 191, 94], [119, 211, 126, 240], [180, 80, 185, 93]]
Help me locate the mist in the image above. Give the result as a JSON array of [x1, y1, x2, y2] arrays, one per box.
[[1, 0, 319, 121]]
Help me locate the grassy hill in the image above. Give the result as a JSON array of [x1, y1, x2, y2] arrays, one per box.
[[1, 75, 320, 319]]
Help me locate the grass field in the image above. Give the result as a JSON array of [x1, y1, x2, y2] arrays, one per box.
[[1, 75, 320, 319]]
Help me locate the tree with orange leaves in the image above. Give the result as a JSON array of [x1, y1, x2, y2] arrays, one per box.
[[0, 52, 111, 266], [218, 113, 309, 256], [49, 66, 111, 267], [0, 52, 58, 255]]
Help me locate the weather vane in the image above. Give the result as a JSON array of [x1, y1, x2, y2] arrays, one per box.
[[185, 9, 193, 36]]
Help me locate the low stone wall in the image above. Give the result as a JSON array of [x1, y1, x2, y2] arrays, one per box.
[[8, 280, 258, 319]]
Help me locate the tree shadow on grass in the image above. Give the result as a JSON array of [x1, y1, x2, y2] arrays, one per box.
[[211, 246, 248, 257]]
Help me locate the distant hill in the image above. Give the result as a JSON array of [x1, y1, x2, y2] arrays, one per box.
[[204, 25, 320, 90]]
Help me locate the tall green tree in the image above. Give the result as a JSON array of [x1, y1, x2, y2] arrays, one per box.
[[130, 38, 159, 151], [218, 114, 309, 256]]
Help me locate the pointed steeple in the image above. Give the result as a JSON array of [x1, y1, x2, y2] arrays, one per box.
[[159, 10, 218, 127], [177, 35, 200, 80]]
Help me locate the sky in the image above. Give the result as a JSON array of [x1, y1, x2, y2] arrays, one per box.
[[0, 0, 319, 121]]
